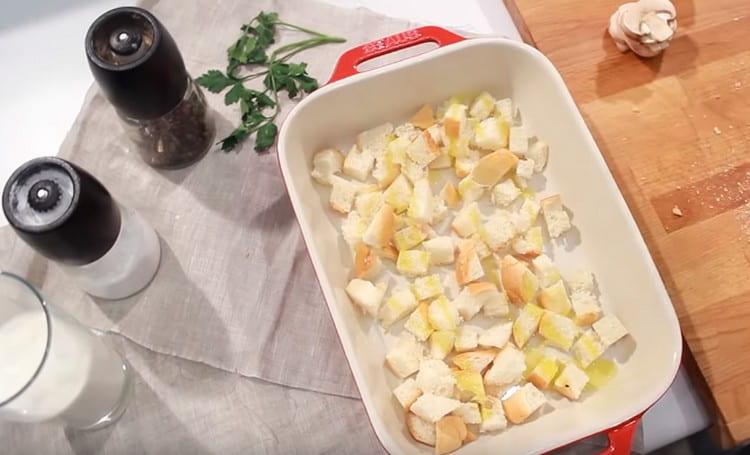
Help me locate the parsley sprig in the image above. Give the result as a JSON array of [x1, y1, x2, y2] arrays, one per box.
[[196, 12, 345, 152]]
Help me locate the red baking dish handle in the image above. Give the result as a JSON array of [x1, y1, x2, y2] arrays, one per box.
[[328, 26, 465, 83], [600, 413, 642, 455]]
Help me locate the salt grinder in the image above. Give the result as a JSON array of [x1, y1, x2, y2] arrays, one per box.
[[85, 7, 215, 168], [2, 157, 161, 300]]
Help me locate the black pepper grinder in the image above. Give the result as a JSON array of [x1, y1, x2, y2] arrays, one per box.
[[85, 7, 215, 169]]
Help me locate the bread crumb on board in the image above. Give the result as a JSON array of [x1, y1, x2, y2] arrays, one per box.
[[672, 205, 683, 217]]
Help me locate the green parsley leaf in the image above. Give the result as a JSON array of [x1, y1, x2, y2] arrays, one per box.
[[224, 83, 248, 105], [255, 123, 278, 152], [195, 70, 235, 93]]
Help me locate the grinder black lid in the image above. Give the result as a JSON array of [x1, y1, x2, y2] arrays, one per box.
[[2, 157, 121, 266], [85, 7, 188, 120]]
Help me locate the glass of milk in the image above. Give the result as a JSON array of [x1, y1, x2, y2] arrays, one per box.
[[0, 271, 131, 429]]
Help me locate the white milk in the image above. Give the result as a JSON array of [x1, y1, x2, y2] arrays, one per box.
[[0, 310, 128, 428]]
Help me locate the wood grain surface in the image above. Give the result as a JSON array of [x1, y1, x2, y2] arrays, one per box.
[[503, 0, 750, 445]]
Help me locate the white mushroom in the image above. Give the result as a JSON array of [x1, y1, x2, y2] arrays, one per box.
[[608, 0, 677, 58]]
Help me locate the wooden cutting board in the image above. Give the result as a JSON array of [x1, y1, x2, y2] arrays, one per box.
[[503, 0, 750, 445]]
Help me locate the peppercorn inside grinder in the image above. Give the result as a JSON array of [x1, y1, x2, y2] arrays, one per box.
[[86, 7, 215, 169], [2, 157, 161, 300]]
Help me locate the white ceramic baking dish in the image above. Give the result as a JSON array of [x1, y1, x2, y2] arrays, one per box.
[[278, 26, 682, 454]]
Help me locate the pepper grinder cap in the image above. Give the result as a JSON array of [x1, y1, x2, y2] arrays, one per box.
[[2, 157, 122, 266], [86, 7, 188, 120]]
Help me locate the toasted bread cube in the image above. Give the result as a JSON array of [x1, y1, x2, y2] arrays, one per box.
[[342, 145, 374, 181], [429, 330, 456, 360], [410, 104, 435, 130], [593, 315, 629, 347], [455, 239, 485, 285], [478, 321, 512, 349], [571, 330, 606, 368], [436, 415, 468, 455], [455, 325, 482, 353], [384, 174, 412, 214], [394, 378, 422, 410], [516, 158, 535, 179], [541, 195, 572, 238], [372, 147, 400, 188], [473, 117, 510, 150], [345, 278, 386, 317], [402, 157, 428, 185], [512, 303, 544, 348], [528, 357, 560, 389], [453, 369, 486, 401], [565, 269, 595, 293], [532, 254, 562, 288], [394, 224, 428, 251], [354, 191, 384, 222], [405, 302, 434, 341], [441, 103, 468, 141], [482, 289, 510, 318], [512, 226, 543, 257], [413, 274, 444, 301], [491, 179, 521, 207], [539, 311, 580, 350], [453, 282, 494, 320], [432, 197, 450, 223], [494, 98, 513, 122], [457, 176, 486, 203], [416, 359, 456, 398], [341, 211, 368, 247], [454, 149, 480, 178], [408, 178, 434, 224], [571, 291, 602, 326], [513, 197, 541, 233], [502, 383, 546, 424], [357, 122, 393, 157], [353, 243, 383, 280], [407, 130, 441, 166], [539, 280, 572, 315], [471, 149, 518, 187], [386, 334, 423, 378], [480, 397, 508, 433], [411, 393, 463, 423], [527, 140, 549, 172], [452, 401, 482, 425], [406, 412, 436, 446], [311, 148, 344, 185], [388, 134, 411, 164], [554, 363, 589, 400], [362, 204, 395, 248], [484, 345, 525, 386], [423, 236, 455, 266], [428, 296, 460, 331], [452, 349, 496, 372], [480, 210, 516, 251], [501, 255, 539, 305], [430, 151, 452, 169], [469, 92, 496, 120], [397, 250, 431, 277], [439, 182, 460, 208], [452, 202, 482, 238], [329, 176, 361, 214], [509, 126, 529, 155], [470, 234, 492, 259], [379, 288, 418, 328]]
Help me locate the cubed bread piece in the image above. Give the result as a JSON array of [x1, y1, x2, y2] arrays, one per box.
[[539, 280, 572, 315], [482, 289, 510, 318], [408, 178, 434, 224], [508, 126, 529, 155], [436, 415, 468, 455], [362, 204, 395, 248], [429, 330, 456, 360], [453, 369, 486, 401], [329, 176, 362, 214], [472, 117, 510, 151], [527, 140, 549, 172], [484, 345, 525, 386], [386, 334, 423, 378], [397, 250, 431, 277], [423, 237, 455, 265], [414, 274, 444, 301], [452, 282, 492, 320], [554, 363, 589, 400], [354, 243, 383, 280], [345, 278, 386, 317], [500, 255, 539, 305], [515, 159, 535, 179], [480, 210, 516, 251], [452, 349, 497, 372], [357, 122, 393, 157], [469, 92, 496, 120], [511, 226, 543, 257], [410, 104, 435, 130], [405, 302, 434, 341], [541, 195, 572, 238], [455, 239, 485, 285], [383, 174, 412, 214], [565, 269, 595, 293], [311, 148, 344, 185], [411, 393, 463, 423], [479, 396, 508, 433], [379, 288, 418, 328], [494, 98, 513, 122], [470, 149, 518, 186], [512, 303, 545, 348], [428, 296, 460, 331], [372, 147, 400, 188], [532, 254, 562, 288], [452, 202, 482, 238], [407, 130, 441, 166], [406, 412, 436, 446], [539, 311, 580, 350], [402, 157, 428, 185], [528, 357, 560, 389], [513, 197, 541, 233], [471, 234, 492, 259], [452, 401, 482, 425], [478, 321, 512, 349], [439, 182, 460, 208], [571, 330, 606, 368], [430, 151, 452, 169], [341, 211, 367, 247], [455, 325, 483, 353], [454, 148, 480, 178], [441, 103, 468, 141], [394, 224, 428, 251], [354, 191, 384, 222], [570, 291, 602, 326], [457, 176, 487, 203], [416, 359, 456, 397], [491, 179, 521, 207], [388, 134, 411, 164], [593, 315, 629, 347], [342, 145, 375, 181], [394, 378, 422, 410], [502, 383, 546, 424]]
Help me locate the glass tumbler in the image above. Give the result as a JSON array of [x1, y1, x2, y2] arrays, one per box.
[[0, 272, 131, 429]]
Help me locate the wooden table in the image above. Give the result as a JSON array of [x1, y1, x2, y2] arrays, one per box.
[[503, 0, 750, 445]]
